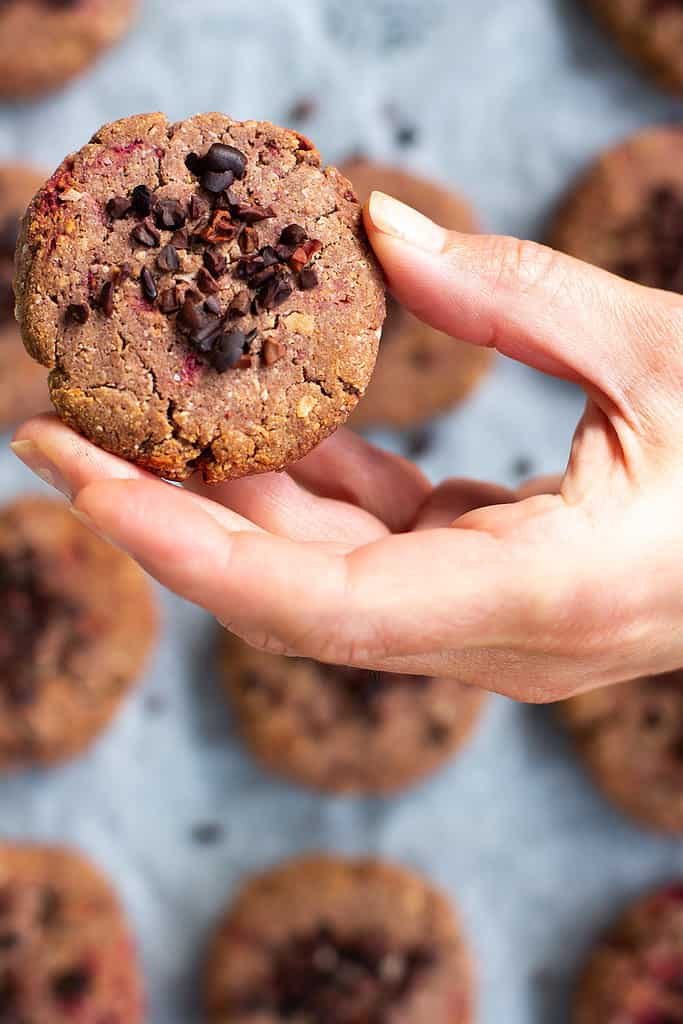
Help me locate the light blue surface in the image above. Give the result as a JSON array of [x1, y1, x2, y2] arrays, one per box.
[[1, 2, 682, 1021]]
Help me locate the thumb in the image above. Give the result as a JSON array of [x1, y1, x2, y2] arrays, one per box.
[[364, 191, 683, 434]]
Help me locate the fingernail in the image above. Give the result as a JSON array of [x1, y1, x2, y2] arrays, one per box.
[[10, 440, 72, 500], [367, 191, 445, 253], [70, 507, 122, 551]]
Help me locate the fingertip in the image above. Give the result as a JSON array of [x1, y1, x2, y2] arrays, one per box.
[[364, 191, 446, 254]]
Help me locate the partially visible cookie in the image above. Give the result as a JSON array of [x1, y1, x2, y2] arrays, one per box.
[[575, 882, 683, 1023], [220, 634, 487, 795], [552, 126, 683, 292], [205, 855, 473, 1023], [0, 496, 157, 769], [0, 163, 49, 429], [342, 159, 493, 428], [16, 113, 385, 482], [0, 0, 137, 99], [559, 670, 683, 832], [586, 0, 683, 94], [0, 842, 144, 1022]]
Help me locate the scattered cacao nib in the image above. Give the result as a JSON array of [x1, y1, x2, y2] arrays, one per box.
[[395, 123, 418, 147], [131, 219, 161, 249], [232, 202, 276, 224], [257, 269, 294, 310], [199, 210, 238, 244], [171, 227, 190, 249], [140, 267, 158, 302], [187, 143, 247, 181], [51, 966, 92, 1006], [154, 198, 186, 230], [106, 195, 132, 220], [159, 287, 180, 315], [238, 226, 259, 253], [131, 184, 153, 218], [288, 97, 319, 122], [405, 426, 435, 459], [204, 295, 222, 316], [201, 169, 235, 194], [228, 290, 251, 317], [511, 455, 534, 478], [65, 302, 89, 324], [280, 223, 307, 247], [189, 194, 210, 222], [213, 329, 248, 373], [190, 822, 224, 845], [98, 280, 115, 318], [196, 266, 219, 294], [157, 244, 180, 273], [262, 338, 286, 366], [299, 267, 319, 290], [179, 298, 203, 333], [203, 250, 227, 277]]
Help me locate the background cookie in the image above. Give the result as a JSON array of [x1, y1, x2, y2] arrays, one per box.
[[221, 633, 487, 795], [0, 0, 137, 99], [586, 0, 683, 94], [575, 882, 683, 1023], [559, 670, 683, 832], [16, 113, 385, 482], [342, 159, 494, 428], [0, 841, 144, 1022], [204, 854, 473, 1024], [0, 163, 49, 429], [0, 496, 157, 768], [552, 126, 683, 292]]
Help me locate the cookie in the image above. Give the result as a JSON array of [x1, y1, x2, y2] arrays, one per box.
[[0, 0, 137, 99], [575, 882, 683, 1023], [559, 670, 683, 832], [204, 855, 473, 1024], [15, 113, 385, 483], [341, 160, 493, 428], [0, 496, 157, 769], [552, 126, 683, 293], [0, 163, 49, 429], [220, 633, 487, 795], [0, 841, 144, 1022], [586, 0, 683, 94]]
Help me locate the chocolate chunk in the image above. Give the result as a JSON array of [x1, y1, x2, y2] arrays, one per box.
[[51, 966, 92, 1005], [66, 302, 89, 324], [131, 220, 161, 248], [213, 330, 247, 372], [98, 280, 115, 318], [201, 169, 235, 194], [131, 184, 153, 218], [157, 244, 180, 273], [299, 267, 319, 290], [203, 250, 227, 277], [140, 267, 158, 302], [228, 290, 250, 317], [106, 195, 132, 220], [262, 338, 286, 366], [280, 223, 307, 247], [203, 143, 248, 179], [238, 226, 259, 253], [159, 287, 180, 315], [154, 199, 186, 230], [196, 266, 219, 294]]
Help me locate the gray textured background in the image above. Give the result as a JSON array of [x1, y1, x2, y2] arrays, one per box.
[[1, 2, 683, 1021]]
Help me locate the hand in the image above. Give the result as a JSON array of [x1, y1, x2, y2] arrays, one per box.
[[11, 192, 683, 702]]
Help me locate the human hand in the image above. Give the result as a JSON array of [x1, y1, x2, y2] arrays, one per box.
[[11, 191, 683, 702]]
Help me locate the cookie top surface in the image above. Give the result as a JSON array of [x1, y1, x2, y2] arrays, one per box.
[[205, 855, 472, 1024], [552, 126, 683, 293], [587, 0, 683, 93], [0, 841, 144, 1023], [0, 497, 157, 768], [560, 670, 683, 832], [341, 160, 492, 428], [0, 162, 49, 427], [16, 113, 385, 482], [0, 0, 137, 99], [576, 882, 683, 1023], [222, 634, 487, 795]]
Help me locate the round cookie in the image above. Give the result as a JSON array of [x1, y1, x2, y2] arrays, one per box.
[[15, 113, 385, 482], [552, 126, 683, 293], [0, 842, 144, 1022], [575, 882, 683, 1023], [0, 0, 137, 100], [586, 0, 683, 94], [204, 855, 473, 1024], [341, 159, 493, 428], [0, 496, 157, 769], [0, 163, 49, 429], [221, 634, 487, 795], [559, 670, 683, 832]]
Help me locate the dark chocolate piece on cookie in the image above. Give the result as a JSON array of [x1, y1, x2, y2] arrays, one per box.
[[16, 113, 385, 482]]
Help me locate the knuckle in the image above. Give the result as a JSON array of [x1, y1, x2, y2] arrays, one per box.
[[489, 236, 569, 300]]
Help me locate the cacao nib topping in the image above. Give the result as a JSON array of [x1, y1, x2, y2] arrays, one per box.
[[131, 219, 161, 248], [227, 927, 438, 1023], [613, 185, 683, 292], [66, 302, 89, 324], [159, 287, 180, 315], [140, 266, 158, 302], [131, 184, 153, 218], [204, 295, 222, 316], [0, 547, 82, 707], [0, 215, 19, 326], [213, 330, 248, 373], [187, 143, 248, 180], [98, 279, 115, 318], [154, 198, 186, 230], [280, 223, 307, 247], [106, 195, 132, 220], [239, 226, 259, 253], [203, 250, 227, 277], [157, 244, 180, 273], [299, 267, 319, 290], [171, 226, 190, 249], [196, 266, 219, 294], [51, 965, 92, 1006], [232, 201, 276, 224], [201, 169, 235, 194]]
